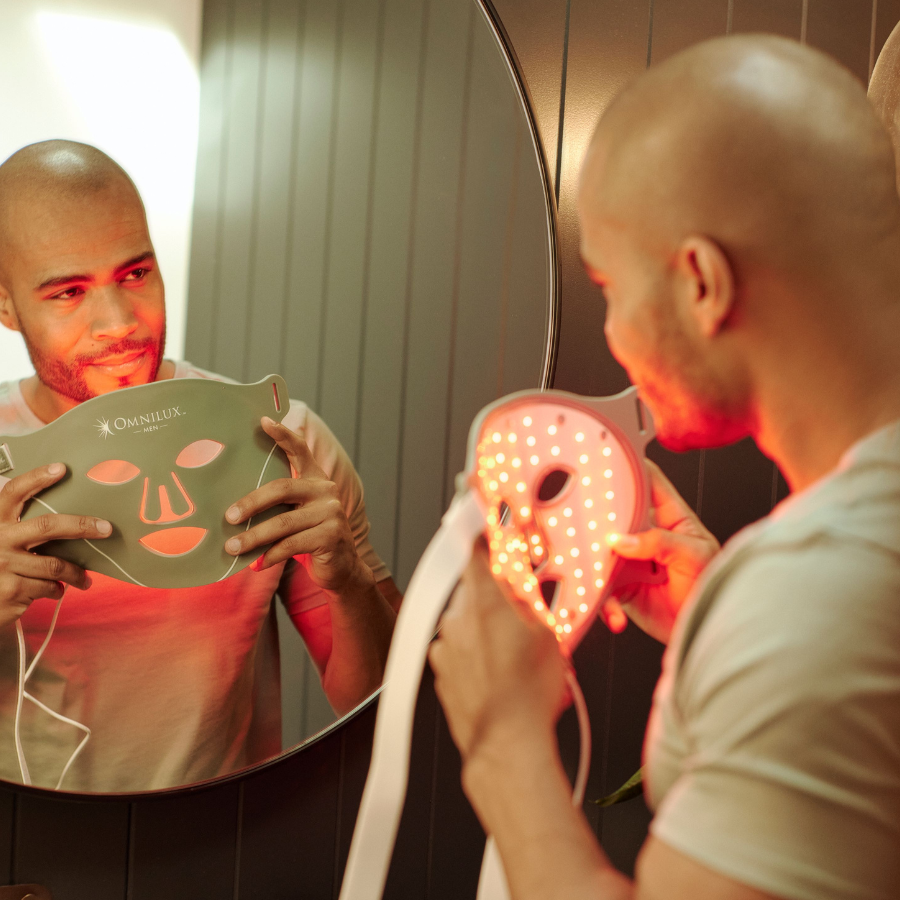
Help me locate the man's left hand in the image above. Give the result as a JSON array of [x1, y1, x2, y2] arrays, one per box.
[[224, 416, 371, 594]]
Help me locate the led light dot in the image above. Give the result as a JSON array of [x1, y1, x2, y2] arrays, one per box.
[[608, 512, 617, 522], [588, 521, 597, 530], [567, 527, 576, 537], [576, 586, 586, 596], [585, 499, 594, 508], [548, 425, 557, 435], [512, 458, 521, 468], [551, 446, 560, 456], [548, 516, 558, 526], [526, 436, 536, 447], [563, 624, 572, 633], [574, 568, 583, 578], [579, 603, 589, 613], [580, 454, 589, 464], [606, 491, 614, 500], [492, 432, 502, 443], [575, 432, 585, 442], [555, 555, 564, 565], [604, 469, 613, 478], [595, 579, 605, 588], [496, 453, 505, 463], [523, 416, 533, 427], [582, 476, 591, 486], [571, 548, 579, 557], [564, 507, 573, 517], [530, 455, 539, 465], [603, 447, 612, 457]]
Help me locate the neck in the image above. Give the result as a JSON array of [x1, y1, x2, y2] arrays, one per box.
[[752, 314, 900, 492], [20, 359, 176, 424]]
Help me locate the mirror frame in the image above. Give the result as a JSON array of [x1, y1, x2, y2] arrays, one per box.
[[0, 0, 559, 808]]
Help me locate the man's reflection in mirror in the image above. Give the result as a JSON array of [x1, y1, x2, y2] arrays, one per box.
[[0, 140, 402, 792]]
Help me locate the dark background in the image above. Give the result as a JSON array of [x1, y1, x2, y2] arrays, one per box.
[[2, 0, 898, 896]]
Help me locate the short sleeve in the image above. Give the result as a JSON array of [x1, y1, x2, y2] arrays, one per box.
[[276, 402, 391, 618], [651, 540, 900, 900]]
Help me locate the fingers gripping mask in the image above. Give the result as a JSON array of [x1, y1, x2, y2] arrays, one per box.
[[466, 385, 660, 648], [0, 375, 293, 588]]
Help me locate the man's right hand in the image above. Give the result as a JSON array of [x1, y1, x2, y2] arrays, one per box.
[[603, 460, 720, 644], [0, 463, 110, 628]]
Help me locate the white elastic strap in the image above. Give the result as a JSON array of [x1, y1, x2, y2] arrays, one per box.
[[339, 490, 486, 900], [475, 668, 592, 900], [13, 593, 92, 790]]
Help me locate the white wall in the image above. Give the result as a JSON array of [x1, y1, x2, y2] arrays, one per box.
[[0, 0, 202, 383]]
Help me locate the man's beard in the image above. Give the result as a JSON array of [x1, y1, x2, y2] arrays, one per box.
[[20, 329, 165, 403]]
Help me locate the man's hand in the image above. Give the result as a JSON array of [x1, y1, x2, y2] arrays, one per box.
[[429, 539, 569, 771], [224, 417, 372, 594], [604, 460, 719, 644], [0, 463, 110, 628]]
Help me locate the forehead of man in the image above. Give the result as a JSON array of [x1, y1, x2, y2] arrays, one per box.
[[0, 177, 151, 294]]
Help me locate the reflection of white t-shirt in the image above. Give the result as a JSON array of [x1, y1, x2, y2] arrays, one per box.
[[646, 423, 900, 900], [0, 362, 389, 792]]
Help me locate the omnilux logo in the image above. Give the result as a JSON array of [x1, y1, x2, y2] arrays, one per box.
[[95, 407, 186, 438]]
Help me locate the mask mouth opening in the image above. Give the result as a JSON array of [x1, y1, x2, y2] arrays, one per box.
[[138, 526, 208, 557]]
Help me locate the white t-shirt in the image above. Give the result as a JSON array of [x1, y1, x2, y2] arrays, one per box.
[[645, 422, 900, 900], [0, 362, 389, 792]]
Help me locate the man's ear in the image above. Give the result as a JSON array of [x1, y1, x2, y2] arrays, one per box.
[[0, 283, 21, 333], [674, 236, 735, 338]]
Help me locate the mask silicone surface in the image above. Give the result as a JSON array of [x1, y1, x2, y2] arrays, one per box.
[[0, 375, 292, 589]]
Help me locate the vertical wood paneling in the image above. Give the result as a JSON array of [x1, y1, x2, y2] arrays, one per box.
[[356, 0, 429, 569], [13, 796, 129, 899], [128, 787, 240, 900], [184, 0, 230, 368], [281, 0, 341, 404], [393, 0, 475, 586], [806, 0, 875, 83], [243, 0, 305, 383], [212, 0, 266, 380], [317, 0, 385, 450]]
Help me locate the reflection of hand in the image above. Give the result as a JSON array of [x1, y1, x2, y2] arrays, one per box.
[[429, 540, 569, 773], [224, 417, 373, 594], [603, 460, 720, 644], [0, 464, 110, 628]]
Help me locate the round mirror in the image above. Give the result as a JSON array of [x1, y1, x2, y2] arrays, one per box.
[[0, 0, 556, 795]]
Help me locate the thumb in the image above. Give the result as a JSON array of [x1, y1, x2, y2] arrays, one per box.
[[607, 528, 694, 568]]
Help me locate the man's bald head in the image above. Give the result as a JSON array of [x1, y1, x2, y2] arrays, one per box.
[[581, 35, 900, 282], [578, 35, 900, 464], [0, 141, 146, 286]]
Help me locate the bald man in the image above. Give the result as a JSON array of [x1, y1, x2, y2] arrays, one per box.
[[0, 141, 400, 791], [430, 35, 900, 900]]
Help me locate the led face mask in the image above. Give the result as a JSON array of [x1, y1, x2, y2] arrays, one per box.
[[340, 386, 663, 900], [0, 375, 292, 589]]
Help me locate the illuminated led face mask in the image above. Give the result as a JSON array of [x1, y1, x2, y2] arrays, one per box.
[[0, 375, 292, 589], [467, 385, 658, 647]]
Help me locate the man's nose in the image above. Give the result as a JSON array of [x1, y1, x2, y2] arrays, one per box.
[[90, 285, 140, 342], [140, 473, 196, 525]]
